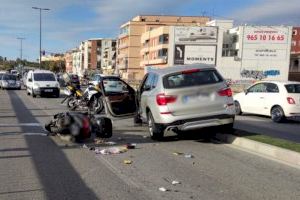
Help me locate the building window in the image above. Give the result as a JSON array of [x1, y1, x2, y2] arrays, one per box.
[[120, 26, 129, 35], [293, 30, 298, 35], [232, 35, 238, 43], [295, 60, 299, 67], [158, 48, 168, 58], [159, 34, 169, 44], [141, 18, 145, 22]]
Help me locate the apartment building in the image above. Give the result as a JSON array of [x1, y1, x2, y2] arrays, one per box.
[[41, 54, 64, 62], [64, 49, 77, 73], [289, 27, 300, 81], [140, 23, 222, 70], [99, 39, 117, 75], [72, 38, 116, 76], [117, 15, 210, 82]]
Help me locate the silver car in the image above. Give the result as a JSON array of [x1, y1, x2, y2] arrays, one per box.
[[136, 64, 235, 139], [0, 73, 21, 90]]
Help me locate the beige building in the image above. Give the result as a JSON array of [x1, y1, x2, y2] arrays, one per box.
[[117, 15, 210, 82], [140, 26, 170, 68], [41, 54, 64, 62]]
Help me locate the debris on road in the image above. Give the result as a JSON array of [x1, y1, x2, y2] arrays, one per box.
[[143, 135, 149, 138], [95, 146, 128, 155], [89, 147, 95, 151], [117, 137, 125, 141], [171, 180, 181, 185], [94, 138, 105, 144], [123, 159, 132, 164], [184, 154, 194, 158], [105, 141, 117, 145], [126, 143, 136, 149], [173, 152, 184, 156], [159, 187, 169, 192], [82, 144, 88, 149]]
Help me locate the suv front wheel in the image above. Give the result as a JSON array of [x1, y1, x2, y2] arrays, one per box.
[[147, 111, 164, 140]]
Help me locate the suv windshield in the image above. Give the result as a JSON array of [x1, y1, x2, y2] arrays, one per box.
[[3, 74, 17, 81], [34, 73, 56, 81], [285, 84, 300, 93], [163, 69, 223, 89]]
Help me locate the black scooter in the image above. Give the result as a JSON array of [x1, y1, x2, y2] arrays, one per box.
[[45, 112, 112, 142]]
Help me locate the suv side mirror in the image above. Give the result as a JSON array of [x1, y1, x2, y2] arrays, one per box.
[[28, 78, 32, 82], [244, 89, 249, 95]]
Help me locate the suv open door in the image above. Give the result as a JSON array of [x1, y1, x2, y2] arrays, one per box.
[[100, 77, 137, 118]]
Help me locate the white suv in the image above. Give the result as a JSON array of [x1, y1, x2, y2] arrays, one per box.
[[136, 64, 235, 139], [26, 70, 60, 98]]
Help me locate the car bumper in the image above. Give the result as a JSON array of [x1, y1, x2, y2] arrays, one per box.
[[157, 114, 235, 131], [2, 84, 21, 89], [34, 87, 60, 95], [284, 106, 300, 118]]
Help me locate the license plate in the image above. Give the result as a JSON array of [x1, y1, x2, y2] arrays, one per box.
[[44, 89, 53, 92], [183, 92, 212, 103]]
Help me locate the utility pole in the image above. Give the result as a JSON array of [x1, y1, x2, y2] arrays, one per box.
[[32, 7, 50, 69], [17, 37, 25, 74], [17, 37, 25, 61]]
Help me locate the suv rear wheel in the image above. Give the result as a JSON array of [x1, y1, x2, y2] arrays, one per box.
[[147, 111, 164, 140]]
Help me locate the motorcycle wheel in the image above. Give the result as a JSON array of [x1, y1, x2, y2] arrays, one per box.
[[95, 117, 112, 138], [67, 97, 76, 108], [89, 96, 104, 114]]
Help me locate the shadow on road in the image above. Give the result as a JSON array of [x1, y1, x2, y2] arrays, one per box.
[[7, 90, 99, 200], [239, 113, 300, 124]]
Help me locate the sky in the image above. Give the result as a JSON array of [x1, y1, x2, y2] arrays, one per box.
[[0, 0, 299, 62]]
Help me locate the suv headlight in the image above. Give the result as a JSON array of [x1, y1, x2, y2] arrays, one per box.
[[55, 83, 60, 88]]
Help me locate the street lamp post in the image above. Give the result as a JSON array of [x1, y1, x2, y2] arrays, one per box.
[[17, 37, 25, 73], [32, 7, 50, 69], [17, 37, 25, 61]]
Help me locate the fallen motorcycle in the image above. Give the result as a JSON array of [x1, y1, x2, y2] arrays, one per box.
[[45, 112, 112, 142]]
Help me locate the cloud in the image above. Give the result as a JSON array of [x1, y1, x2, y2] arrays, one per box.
[[231, 0, 300, 25]]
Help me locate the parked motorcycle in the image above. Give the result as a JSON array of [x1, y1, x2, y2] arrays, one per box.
[[45, 112, 112, 142], [61, 75, 104, 114]]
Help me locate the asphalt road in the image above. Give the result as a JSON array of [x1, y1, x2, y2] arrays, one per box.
[[235, 114, 300, 143], [1, 89, 300, 200]]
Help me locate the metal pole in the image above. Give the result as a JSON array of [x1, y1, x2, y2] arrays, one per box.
[[17, 37, 25, 73], [32, 7, 50, 69], [39, 8, 42, 69]]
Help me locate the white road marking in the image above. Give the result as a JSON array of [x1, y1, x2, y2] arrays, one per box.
[[22, 133, 47, 136], [0, 123, 42, 127]]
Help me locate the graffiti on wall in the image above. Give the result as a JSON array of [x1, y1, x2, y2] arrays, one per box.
[[240, 69, 280, 80]]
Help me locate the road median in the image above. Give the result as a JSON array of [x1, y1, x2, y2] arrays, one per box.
[[215, 131, 300, 168]]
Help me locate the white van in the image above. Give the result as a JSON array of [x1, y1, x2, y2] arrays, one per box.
[[26, 70, 60, 98]]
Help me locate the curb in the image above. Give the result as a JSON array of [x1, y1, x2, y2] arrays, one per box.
[[215, 133, 300, 168]]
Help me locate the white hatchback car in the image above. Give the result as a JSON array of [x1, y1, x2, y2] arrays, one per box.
[[234, 81, 300, 122]]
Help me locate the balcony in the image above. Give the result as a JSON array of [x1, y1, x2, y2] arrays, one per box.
[[118, 43, 129, 49], [140, 57, 168, 66]]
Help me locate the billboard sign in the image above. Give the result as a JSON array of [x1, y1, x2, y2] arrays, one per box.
[[242, 26, 290, 60], [174, 45, 216, 65], [174, 26, 218, 44]]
